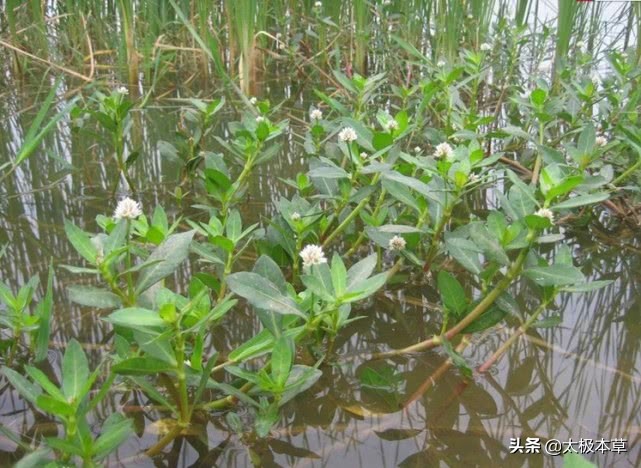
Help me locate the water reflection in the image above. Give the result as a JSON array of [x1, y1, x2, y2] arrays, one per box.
[[1, 92, 641, 467]]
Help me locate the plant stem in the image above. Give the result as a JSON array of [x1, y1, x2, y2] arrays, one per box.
[[531, 121, 544, 186], [174, 333, 190, 425], [375, 229, 536, 358], [345, 187, 387, 256], [322, 172, 381, 247], [217, 249, 236, 299], [478, 294, 555, 373], [125, 220, 134, 304]]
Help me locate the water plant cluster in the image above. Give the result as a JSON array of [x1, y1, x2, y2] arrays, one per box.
[[1, 1, 641, 466]]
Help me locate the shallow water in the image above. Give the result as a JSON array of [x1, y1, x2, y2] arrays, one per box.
[[1, 83, 640, 468]]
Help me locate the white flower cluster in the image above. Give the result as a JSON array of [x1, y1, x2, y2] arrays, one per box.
[[388, 235, 406, 251], [249, 97, 257, 105], [535, 208, 554, 223], [114, 197, 142, 220], [291, 212, 301, 222], [595, 135, 608, 147], [338, 127, 358, 143], [433, 142, 454, 159], [300, 244, 327, 267], [384, 119, 399, 132], [117, 86, 129, 95], [310, 108, 323, 121], [480, 43, 491, 51]]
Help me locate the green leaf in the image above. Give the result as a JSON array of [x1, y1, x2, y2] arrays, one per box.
[[346, 253, 377, 291], [532, 315, 562, 328], [104, 308, 166, 329], [308, 165, 349, 179], [24, 367, 65, 401], [300, 275, 334, 302], [45, 437, 84, 457], [64, 220, 97, 264], [530, 88, 547, 107], [133, 331, 177, 366], [343, 272, 387, 302], [34, 263, 54, 363], [462, 307, 507, 333], [383, 171, 440, 203], [445, 235, 482, 274], [560, 280, 613, 292], [112, 357, 175, 375], [226, 272, 305, 319], [2, 367, 41, 404], [253, 255, 287, 293], [62, 339, 89, 402], [135, 230, 195, 294], [36, 395, 75, 417], [551, 192, 609, 210], [524, 265, 585, 287], [14, 449, 52, 468], [92, 414, 133, 460], [330, 255, 347, 298], [271, 336, 293, 388], [470, 224, 510, 266], [228, 326, 305, 363], [437, 271, 467, 317], [67, 285, 122, 309], [373, 132, 393, 150]]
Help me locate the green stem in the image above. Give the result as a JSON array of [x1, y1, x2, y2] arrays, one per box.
[[478, 294, 555, 373], [346, 187, 387, 256], [531, 121, 544, 186], [125, 220, 134, 304], [174, 333, 190, 425], [612, 150, 641, 186], [322, 172, 381, 247], [217, 250, 235, 299], [376, 230, 536, 358]]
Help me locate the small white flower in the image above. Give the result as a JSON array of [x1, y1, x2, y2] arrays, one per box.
[[314, 1, 322, 7], [114, 197, 142, 220], [278, 42, 286, 50], [433, 142, 454, 159], [480, 43, 491, 51], [469, 173, 480, 183], [338, 127, 358, 143], [577, 40, 586, 49], [275, 32, 282, 39], [117, 86, 129, 95], [437, 60, 446, 67], [467, 14, 473, 20], [300, 244, 327, 267], [256, 116, 265, 123], [535, 208, 554, 223], [414, 146, 421, 153], [249, 97, 257, 105], [384, 119, 399, 132], [383, 0, 391, 5], [388, 235, 406, 251], [310, 108, 323, 121], [291, 212, 301, 222], [360, 152, 368, 159], [595, 135, 608, 147]]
